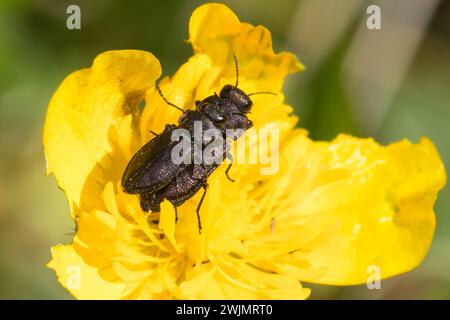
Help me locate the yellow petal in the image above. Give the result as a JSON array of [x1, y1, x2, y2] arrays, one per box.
[[43, 50, 161, 216], [159, 200, 182, 252], [48, 245, 127, 299], [178, 259, 310, 299], [189, 3, 303, 91], [270, 131, 446, 285]]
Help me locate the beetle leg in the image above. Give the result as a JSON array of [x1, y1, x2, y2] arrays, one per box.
[[174, 172, 180, 223], [225, 164, 235, 182], [196, 183, 208, 234], [172, 203, 178, 224], [225, 151, 235, 182]]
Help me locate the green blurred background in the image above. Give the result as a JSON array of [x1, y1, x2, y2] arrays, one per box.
[[0, 0, 449, 299]]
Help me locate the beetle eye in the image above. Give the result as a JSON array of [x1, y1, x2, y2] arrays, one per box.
[[206, 109, 225, 122], [201, 103, 225, 123], [238, 100, 252, 114]]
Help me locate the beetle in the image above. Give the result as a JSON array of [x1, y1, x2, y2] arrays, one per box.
[[121, 55, 274, 233]]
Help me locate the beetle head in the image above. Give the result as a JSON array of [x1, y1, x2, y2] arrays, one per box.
[[220, 84, 252, 114]]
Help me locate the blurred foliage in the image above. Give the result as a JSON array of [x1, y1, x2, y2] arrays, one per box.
[[0, 0, 448, 299]]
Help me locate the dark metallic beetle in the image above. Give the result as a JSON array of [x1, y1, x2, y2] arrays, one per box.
[[121, 55, 273, 232]]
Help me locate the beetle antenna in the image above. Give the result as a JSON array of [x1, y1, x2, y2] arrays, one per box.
[[156, 83, 184, 114], [232, 52, 239, 87], [248, 91, 277, 96]]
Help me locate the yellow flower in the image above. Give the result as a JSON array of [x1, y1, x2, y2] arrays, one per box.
[[44, 3, 446, 299]]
